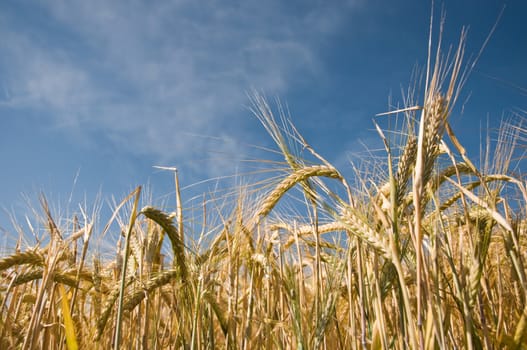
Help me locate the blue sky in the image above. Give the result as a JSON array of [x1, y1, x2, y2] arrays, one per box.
[[1, 0, 526, 236]]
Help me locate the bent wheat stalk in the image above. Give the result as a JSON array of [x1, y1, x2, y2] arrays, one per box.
[[258, 165, 341, 217]]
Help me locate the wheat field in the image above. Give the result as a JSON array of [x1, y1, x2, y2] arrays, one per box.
[[1, 24, 527, 350]]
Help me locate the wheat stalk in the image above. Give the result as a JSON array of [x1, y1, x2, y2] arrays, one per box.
[[141, 206, 188, 282], [258, 165, 341, 217], [0, 250, 44, 272]]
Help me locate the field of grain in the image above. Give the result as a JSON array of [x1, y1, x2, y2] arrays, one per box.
[[1, 26, 526, 350]]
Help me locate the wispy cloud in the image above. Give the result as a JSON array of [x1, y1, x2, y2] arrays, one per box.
[[1, 0, 362, 177]]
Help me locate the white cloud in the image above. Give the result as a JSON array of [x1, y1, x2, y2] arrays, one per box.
[[1, 0, 360, 178]]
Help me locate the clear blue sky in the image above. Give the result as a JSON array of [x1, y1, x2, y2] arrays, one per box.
[[1, 1, 526, 236]]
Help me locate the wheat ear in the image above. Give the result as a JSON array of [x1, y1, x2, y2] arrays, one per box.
[[141, 206, 188, 282], [0, 250, 44, 272], [258, 165, 341, 217]]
